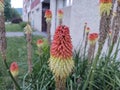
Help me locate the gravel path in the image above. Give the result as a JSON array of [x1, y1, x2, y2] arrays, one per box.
[[6, 31, 47, 37]]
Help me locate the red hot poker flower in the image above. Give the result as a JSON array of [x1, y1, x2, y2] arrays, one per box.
[[58, 9, 64, 19], [88, 33, 98, 45], [100, 0, 112, 3], [45, 9, 52, 22], [99, 0, 112, 15], [10, 62, 19, 77], [108, 30, 112, 36], [85, 27, 90, 33], [37, 39, 43, 47], [49, 25, 74, 79]]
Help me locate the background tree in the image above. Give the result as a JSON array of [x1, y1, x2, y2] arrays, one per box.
[[4, 0, 11, 21], [4, 0, 21, 21]]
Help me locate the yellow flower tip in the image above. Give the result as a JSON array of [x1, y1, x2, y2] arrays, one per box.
[[99, 0, 112, 16], [49, 56, 74, 79], [24, 24, 32, 34], [49, 25, 74, 78], [10, 62, 19, 77]]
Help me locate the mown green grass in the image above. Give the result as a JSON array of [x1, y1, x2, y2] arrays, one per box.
[[5, 23, 23, 32]]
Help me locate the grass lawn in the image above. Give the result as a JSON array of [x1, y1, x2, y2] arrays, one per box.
[[0, 36, 48, 89], [0, 36, 120, 90], [5, 23, 23, 32]]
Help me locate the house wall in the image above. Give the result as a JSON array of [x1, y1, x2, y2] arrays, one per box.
[[70, 0, 100, 48], [30, 3, 42, 31], [23, 0, 42, 31], [50, 0, 100, 49], [62, 6, 71, 27]]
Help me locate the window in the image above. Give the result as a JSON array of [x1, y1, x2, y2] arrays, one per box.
[[63, 0, 73, 7], [36, 8, 39, 12]]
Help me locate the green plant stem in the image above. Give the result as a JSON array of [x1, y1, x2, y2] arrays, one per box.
[[3, 58, 21, 90], [104, 43, 114, 69], [84, 32, 89, 58], [82, 44, 103, 90], [113, 38, 120, 60]]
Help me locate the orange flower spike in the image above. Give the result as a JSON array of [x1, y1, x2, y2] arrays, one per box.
[[10, 62, 19, 77], [88, 33, 98, 45], [108, 30, 112, 36], [58, 9, 64, 19], [49, 25, 74, 79], [100, 0, 112, 3], [36, 39, 43, 47], [45, 9, 52, 22], [99, 0, 112, 15], [85, 27, 90, 33]]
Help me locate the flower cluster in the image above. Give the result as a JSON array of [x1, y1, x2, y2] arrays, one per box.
[[36, 39, 43, 48], [99, 0, 112, 15], [88, 33, 98, 45], [24, 24, 32, 34], [49, 25, 74, 79], [85, 27, 90, 33], [45, 9, 52, 22], [58, 9, 64, 19], [10, 62, 19, 77]]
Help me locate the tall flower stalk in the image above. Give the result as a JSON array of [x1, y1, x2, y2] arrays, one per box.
[[45, 9, 52, 45], [49, 25, 74, 90], [24, 23, 33, 73], [88, 33, 98, 63], [83, 27, 90, 57], [36, 39, 44, 56], [105, 0, 120, 69]]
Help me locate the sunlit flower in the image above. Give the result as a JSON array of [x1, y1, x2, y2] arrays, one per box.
[[49, 25, 74, 79], [99, 0, 112, 15], [88, 33, 98, 45], [36, 39, 43, 47], [58, 9, 63, 19], [45, 9, 52, 22], [10, 62, 19, 77]]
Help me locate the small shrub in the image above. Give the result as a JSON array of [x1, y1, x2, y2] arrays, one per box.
[[11, 18, 22, 24]]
